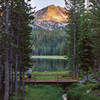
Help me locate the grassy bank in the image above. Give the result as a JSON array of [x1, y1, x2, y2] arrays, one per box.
[[31, 56, 67, 60], [15, 85, 63, 100], [32, 71, 69, 74]]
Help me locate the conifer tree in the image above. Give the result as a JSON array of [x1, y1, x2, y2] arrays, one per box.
[[90, 0, 100, 80], [65, 0, 83, 75], [0, 2, 5, 99], [65, 0, 94, 79]]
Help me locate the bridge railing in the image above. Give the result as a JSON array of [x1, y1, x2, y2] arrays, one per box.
[[24, 73, 77, 81]]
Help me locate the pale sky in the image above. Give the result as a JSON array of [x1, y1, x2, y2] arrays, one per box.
[[30, 0, 65, 11]]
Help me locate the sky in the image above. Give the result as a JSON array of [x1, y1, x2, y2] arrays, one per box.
[[30, 0, 65, 11]]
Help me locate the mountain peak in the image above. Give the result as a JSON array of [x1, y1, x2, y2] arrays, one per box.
[[33, 5, 69, 30], [34, 5, 69, 22]]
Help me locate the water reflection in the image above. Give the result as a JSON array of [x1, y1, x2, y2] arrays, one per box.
[[32, 59, 67, 72]]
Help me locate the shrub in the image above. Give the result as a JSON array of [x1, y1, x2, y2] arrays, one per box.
[[67, 83, 100, 100]]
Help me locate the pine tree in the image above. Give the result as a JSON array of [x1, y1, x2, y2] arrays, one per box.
[[0, 3, 5, 99], [65, 0, 94, 79], [65, 0, 84, 75], [90, 0, 100, 80]]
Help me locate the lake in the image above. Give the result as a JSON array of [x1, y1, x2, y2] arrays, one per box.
[[32, 56, 68, 72]]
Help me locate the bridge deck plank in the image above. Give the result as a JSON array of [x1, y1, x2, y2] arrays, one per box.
[[24, 80, 78, 83]]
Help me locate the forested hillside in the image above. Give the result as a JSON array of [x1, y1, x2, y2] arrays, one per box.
[[31, 27, 67, 55]]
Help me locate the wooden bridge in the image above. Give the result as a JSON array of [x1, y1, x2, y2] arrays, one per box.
[[24, 73, 78, 85]]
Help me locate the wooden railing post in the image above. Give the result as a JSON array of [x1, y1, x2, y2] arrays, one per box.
[[34, 74, 36, 81], [72, 73, 75, 79], [56, 74, 58, 81], [76, 73, 78, 80], [72, 73, 78, 80]]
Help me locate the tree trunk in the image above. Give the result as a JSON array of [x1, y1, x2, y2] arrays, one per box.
[[9, 49, 13, 97], [86, 70, 89, 80], [4, 2, 9, 100], [0, 60, 4, 100], [73, 0, 77, 76], [4, 53, 9, 100], [15, 53, 18, 100], [78, 67, 80, 77], [98, 63, 100, 82], [19, 71, 22, 89], [93, 60, 97, 79], [15, 35, 19, 100], [22, 71, 25, 100], [12, 67, 14, 95], [9, 63, 12, 97]]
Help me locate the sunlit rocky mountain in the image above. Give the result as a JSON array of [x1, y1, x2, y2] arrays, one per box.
[[33, 5, 69, 30]]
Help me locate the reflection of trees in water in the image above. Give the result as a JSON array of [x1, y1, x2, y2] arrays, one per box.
[[32, 59, 67, 72]]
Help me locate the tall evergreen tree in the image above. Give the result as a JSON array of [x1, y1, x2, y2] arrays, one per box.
[[65, 0, 94, 79], [90, 0, 100, 80], [65, 0, 83, 75]]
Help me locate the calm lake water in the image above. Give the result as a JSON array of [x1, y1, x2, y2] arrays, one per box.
[[32, 59, 68, 72]]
